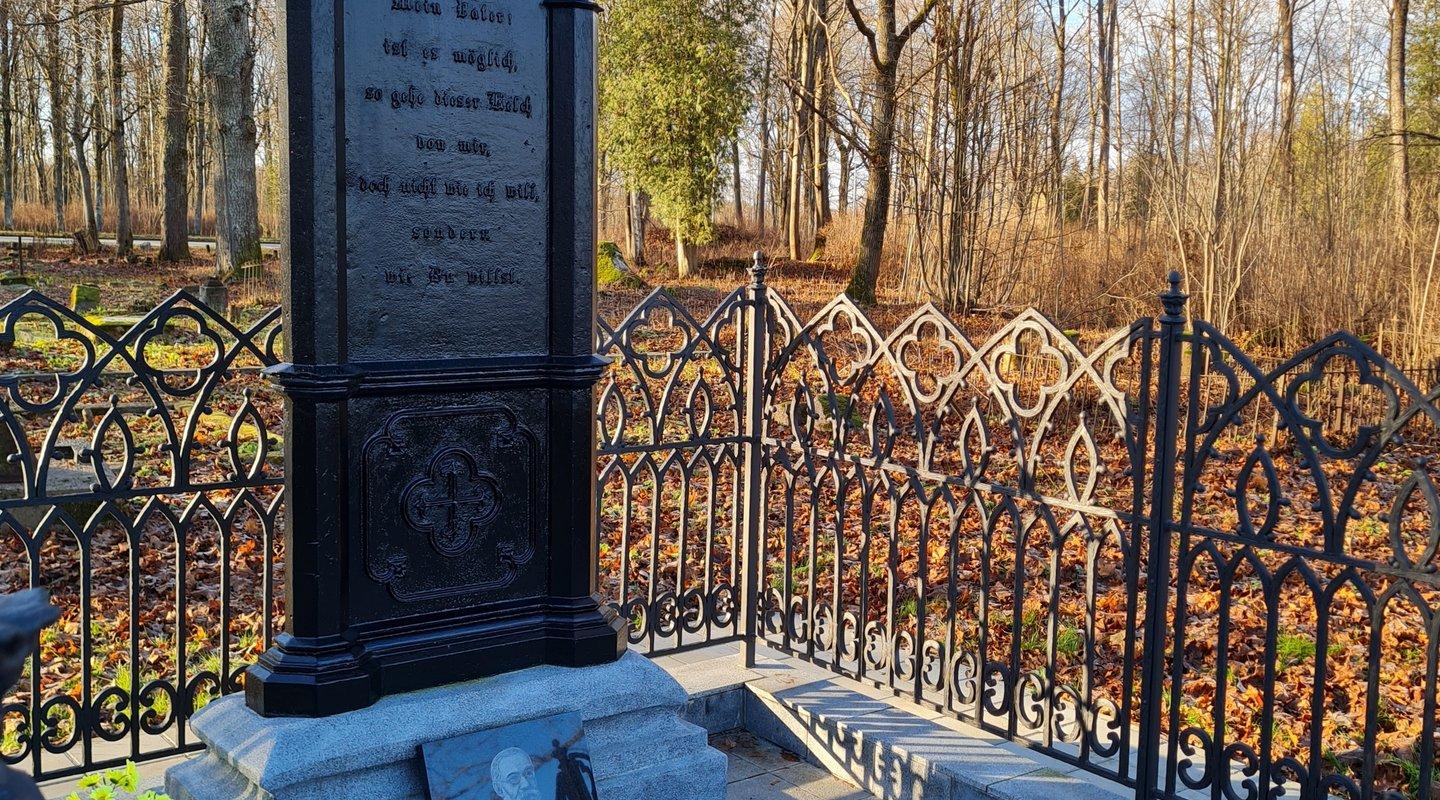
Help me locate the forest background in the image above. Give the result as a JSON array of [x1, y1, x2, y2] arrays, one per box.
[[0, 0, 1435, 359]]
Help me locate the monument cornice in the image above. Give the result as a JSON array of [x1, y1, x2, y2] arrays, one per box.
[[540, 0, 604, 11], [264, 355, 608, 398]]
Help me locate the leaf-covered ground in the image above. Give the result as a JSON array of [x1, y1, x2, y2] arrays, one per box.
[[2, 250, 1438, 797]]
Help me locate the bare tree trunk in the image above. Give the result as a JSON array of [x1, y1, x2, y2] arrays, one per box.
[[847, 65, 897, 304], [71, 130, 98, 252], [625, 189, 648, 267], [92, 52, 104, 226], [1096, 0, 1116, 234], [674, 229, 696, 277], [810, 0, 831, 247], [842, 0, 937, 303], [755, 8, 776, 235], [110, 0, 132, 255], [731, 137, 743, 227], [1048, 0, 1067, 231], [0, 2, 13, 230], [204, 0, 261, 274], [1388, 0, 1410, 235], [69, 92, 99, 251], [160, 0, 191, 261], [785, 0, 815, 261], [44, 11, 67, 231], [193, 96, 207, 233], [1276, 0, 1295, 197], [192, 22, 208, 234]]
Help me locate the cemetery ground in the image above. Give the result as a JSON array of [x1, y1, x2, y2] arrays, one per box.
[[1, 240, 1438, 797]]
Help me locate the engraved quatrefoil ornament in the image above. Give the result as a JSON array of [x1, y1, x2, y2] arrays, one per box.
[[401, 447, 504, 557]]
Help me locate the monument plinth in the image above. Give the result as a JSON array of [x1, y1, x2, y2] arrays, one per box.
[[167, 0, 726, 795]]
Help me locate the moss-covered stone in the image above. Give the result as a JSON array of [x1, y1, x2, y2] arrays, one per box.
[[70, 283, 101, 313], [82, 315, 145, 339], [597, 241, 647, 289]]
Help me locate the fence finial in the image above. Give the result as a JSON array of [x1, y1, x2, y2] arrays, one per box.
[[1160, 270, 1187, 324], [749, 251, 769, 288]]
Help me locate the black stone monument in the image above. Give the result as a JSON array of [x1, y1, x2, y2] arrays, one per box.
[[247, 0, 624, 718]]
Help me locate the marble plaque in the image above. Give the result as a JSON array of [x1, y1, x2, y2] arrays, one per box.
[[421, 711, 599, 800]]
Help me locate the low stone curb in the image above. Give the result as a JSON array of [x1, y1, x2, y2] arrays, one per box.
[[662, 646, 1131, 800]]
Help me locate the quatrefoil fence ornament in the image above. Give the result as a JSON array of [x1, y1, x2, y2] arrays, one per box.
[[1282, 345, 1397, 460], [401, 447, 503, 557], [892, 310, 965, 406]]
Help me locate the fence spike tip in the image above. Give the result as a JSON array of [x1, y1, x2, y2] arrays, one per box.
[[749, 251, 769, 287], [1160, 271, 1188, 322]]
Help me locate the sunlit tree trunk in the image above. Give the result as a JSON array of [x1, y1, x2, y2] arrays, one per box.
[[1096, 0, 1116, 234], [847, 62, 897, 304], [44, 10, 67, 231], [810, 0, 831, 247], [110, 0, 132, 255], [1048, 0, 1066, 231], [625, 189, 648, 267], [0, 2, 13, 230], [1276, 0, 1295, 198], [731, 137, 743, 227], [204, 0, 261, 273], [674, 229, 696, 277], [160, 0, 191, 261], [843, 0, 938, 304], [1388, 0, 1410, 236]]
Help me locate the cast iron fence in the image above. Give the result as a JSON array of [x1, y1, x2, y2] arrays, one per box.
[[0, 291, 283, 781], [2, 263, 1439, 800], [599, 259, 1440, 800]]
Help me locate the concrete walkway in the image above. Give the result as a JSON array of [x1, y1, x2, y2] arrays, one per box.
[[717, 731, 873, 800]]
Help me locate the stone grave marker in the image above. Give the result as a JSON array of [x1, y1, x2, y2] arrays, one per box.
[[69, 284, 100, 313]]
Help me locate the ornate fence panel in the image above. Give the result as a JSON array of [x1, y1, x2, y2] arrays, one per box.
[[594, 264, 1440, 800], [1152, 319, 1440, 800], [594, 287, 750, 654], [0, 291, 284, 782], [754, 288, 1155, 785]]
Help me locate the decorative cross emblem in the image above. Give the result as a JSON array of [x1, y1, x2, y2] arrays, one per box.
[[401, 447, 503, 557]]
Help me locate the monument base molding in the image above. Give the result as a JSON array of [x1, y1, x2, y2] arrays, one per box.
[[244, 596, 624, 717], [166, 651, 726, 800]]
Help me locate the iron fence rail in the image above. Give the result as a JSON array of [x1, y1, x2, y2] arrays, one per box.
[[1, 266, 1438, 800]]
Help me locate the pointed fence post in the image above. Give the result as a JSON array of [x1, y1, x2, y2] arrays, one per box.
[[740, 251, 770, 668], [1135, 271, 1188, 800]]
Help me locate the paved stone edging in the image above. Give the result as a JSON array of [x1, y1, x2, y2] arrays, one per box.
[[661, 645, 1130, 800]]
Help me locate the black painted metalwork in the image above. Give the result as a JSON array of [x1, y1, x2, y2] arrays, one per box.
[[593, 274, 750, 654], [596, 259, 1440, 800], [3, 266, 1438, 796], [0, 290, 283, 781], [0, 590, 57, 800], [753, 267, 1153, 788]]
